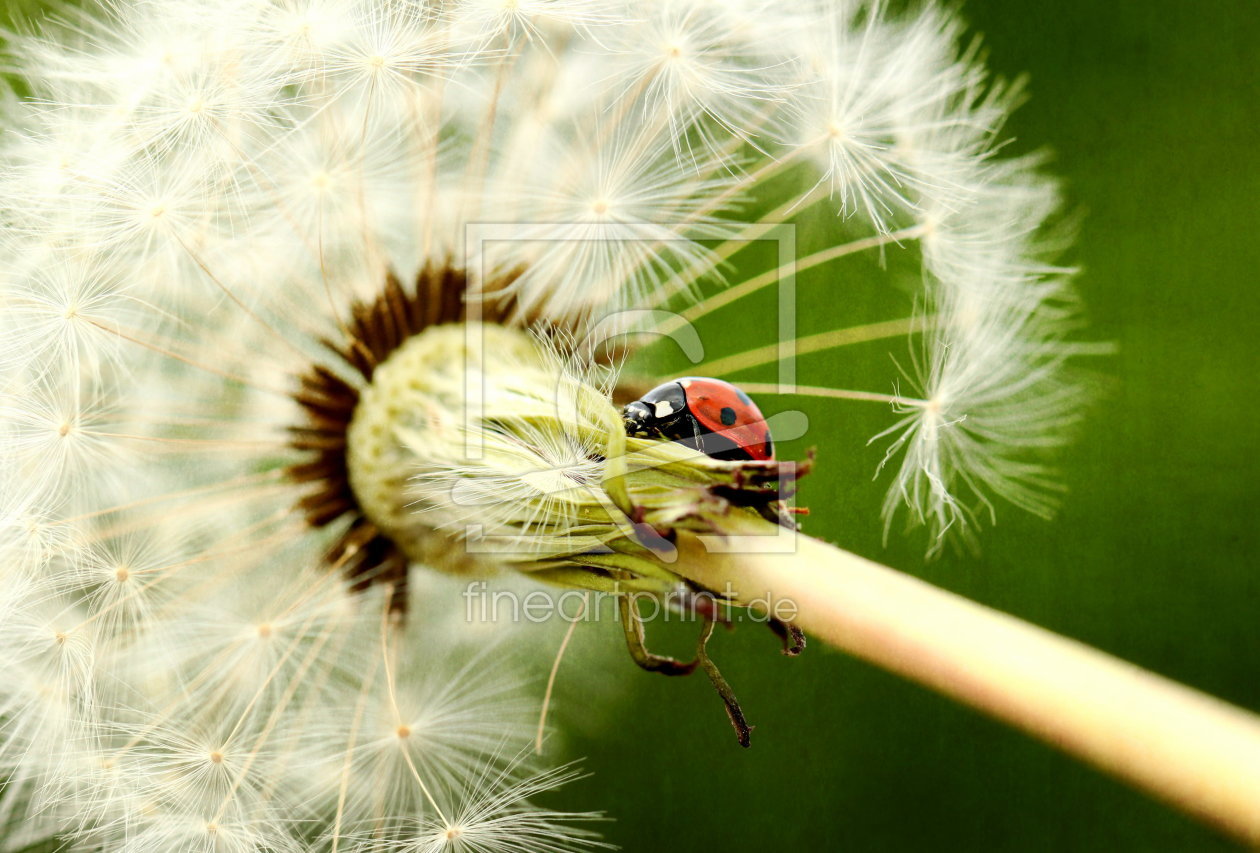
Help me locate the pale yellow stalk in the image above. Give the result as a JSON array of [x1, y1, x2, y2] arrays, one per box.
[[675, 517, 1260, 846]]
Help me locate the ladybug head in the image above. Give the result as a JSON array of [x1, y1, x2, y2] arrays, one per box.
[[621, 399, 655, 436], [620, 381, 690, 439]]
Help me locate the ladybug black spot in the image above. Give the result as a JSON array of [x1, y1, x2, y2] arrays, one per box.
[[720, 406, 738, 427], [763, 431, 774, 459]]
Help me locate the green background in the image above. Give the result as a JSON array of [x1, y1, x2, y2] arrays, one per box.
[[562, 2, 1260, 851], [3, 0, 1257, 850]]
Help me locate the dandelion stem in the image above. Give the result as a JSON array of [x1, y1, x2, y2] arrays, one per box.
[[674, 518, 1260, 846], [175, 235, 310, 361], [536, 595, 587, 756], [694, 314, 935, 377], [659, 224, 928, 336], [380, 588, 451, 826], [733, 383, 924, 407], [691, 147, 806, 221], [85, 319, 293, 397], [50, 467, 286, 525], [332, 651, 381, 853], [650, 182, 831, 309]]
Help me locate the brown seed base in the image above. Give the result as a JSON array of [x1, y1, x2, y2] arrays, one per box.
[[285, 265, 531, 613]]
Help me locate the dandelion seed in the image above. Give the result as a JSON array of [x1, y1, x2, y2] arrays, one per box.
[[1, 0, 1091, 847]]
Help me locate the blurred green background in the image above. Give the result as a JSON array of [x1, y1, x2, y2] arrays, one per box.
[[3, 0, 1257, 850], [562, 2, 1260, 851]]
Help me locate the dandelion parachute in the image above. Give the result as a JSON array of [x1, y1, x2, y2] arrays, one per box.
[[0, 0, 1087, 848]]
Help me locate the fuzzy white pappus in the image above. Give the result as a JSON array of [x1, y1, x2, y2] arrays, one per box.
[[0, 0, 1091, 848]]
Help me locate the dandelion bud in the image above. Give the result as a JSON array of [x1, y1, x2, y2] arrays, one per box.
[[339, 317, 795, 598]]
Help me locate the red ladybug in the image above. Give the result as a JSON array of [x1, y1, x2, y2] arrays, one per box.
[[622, 377, 774, 462]]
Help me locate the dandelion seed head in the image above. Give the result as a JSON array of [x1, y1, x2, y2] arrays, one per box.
[[2, 0, 1092, 846]]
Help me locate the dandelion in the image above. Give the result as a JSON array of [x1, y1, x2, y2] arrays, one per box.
[[4, 1, 1260, 851]]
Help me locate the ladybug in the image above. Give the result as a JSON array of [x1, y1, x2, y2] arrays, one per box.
[[622, 377, 774, 462]]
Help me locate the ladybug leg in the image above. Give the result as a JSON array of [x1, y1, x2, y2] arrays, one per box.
[[695, 618, 753, 748], [667, 582, 733, 627], [757, 502, 795, 528], [767, 617, 807, 656], [618, 593, 698, 676], [618, 587, 756, 747], [685, 415, 707, 456]]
